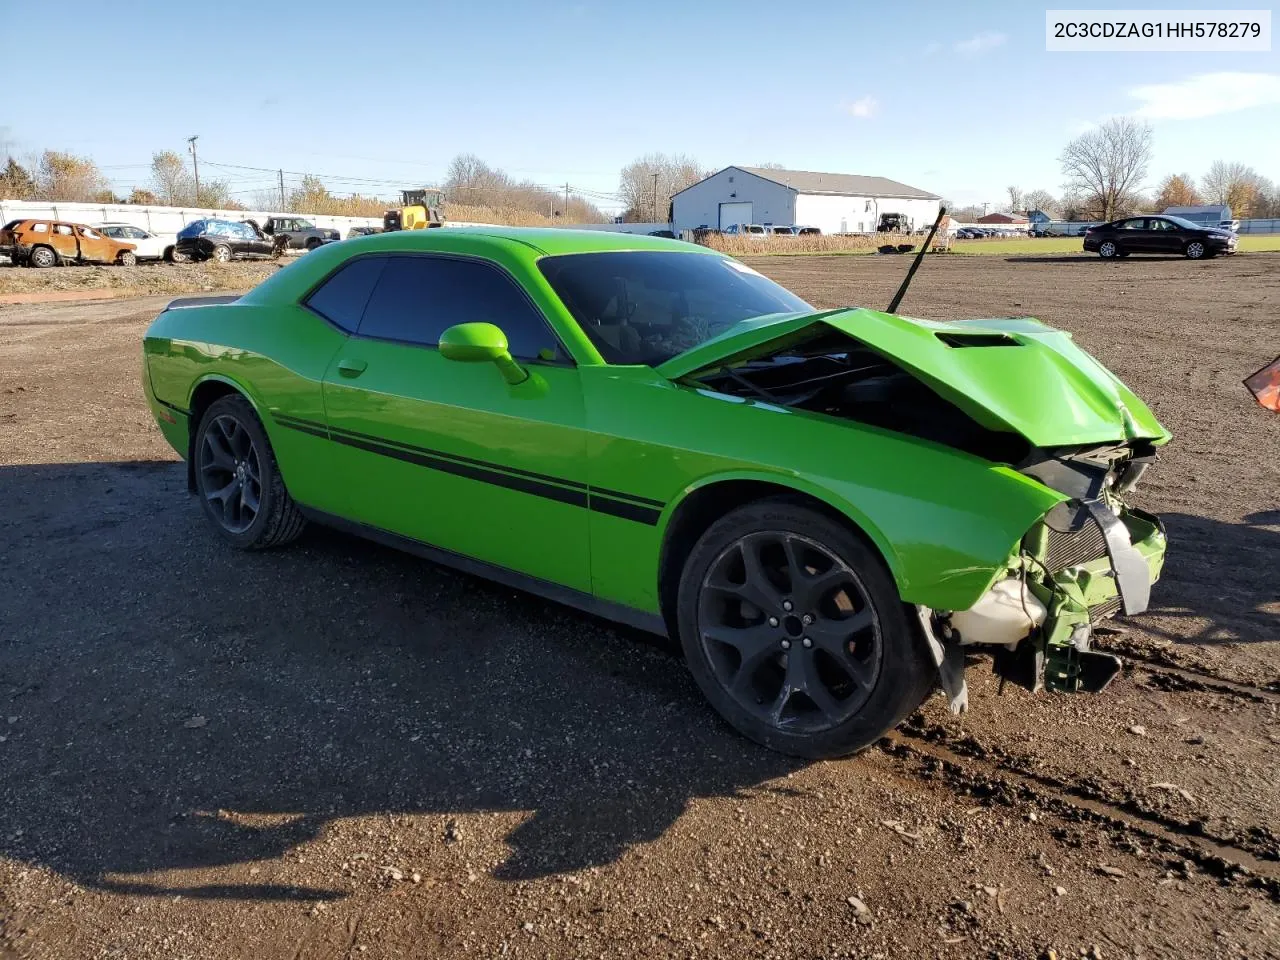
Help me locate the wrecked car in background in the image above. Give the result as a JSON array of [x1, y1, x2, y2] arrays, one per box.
[[0, 219, 138, 267], [141, 227, 1169, 759]]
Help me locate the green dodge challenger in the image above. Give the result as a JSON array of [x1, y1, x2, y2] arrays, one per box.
[[143, 227, 1169, 758]]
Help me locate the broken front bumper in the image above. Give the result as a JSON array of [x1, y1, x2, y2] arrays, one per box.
[[1022, 504, 1165, 692], [920, 502, 1166, 711]]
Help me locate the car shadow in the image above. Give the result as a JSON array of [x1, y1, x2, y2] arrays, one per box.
[[0, 461, 801, 904], [1133, 509, 1280, 646]]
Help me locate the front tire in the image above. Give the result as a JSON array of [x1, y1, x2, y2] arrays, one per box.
[[212, 244, 232, 263], [1098, 240, 1119, 259], [193, 395, 306, 549], [117, 251, 137, 266], [305, 237, 321, 251], [676, 499, 934, 759], [1185, 241, 1206, 259]]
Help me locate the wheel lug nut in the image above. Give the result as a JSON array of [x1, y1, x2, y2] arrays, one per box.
[[782, 600, 793, 612], [768, 616, 779, 627], [802, 637, 813, 648], [780, 639, 791, 650], [802, 614, 814, 625]]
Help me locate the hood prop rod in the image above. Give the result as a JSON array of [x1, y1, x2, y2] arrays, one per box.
[[885, 205, 946, 315]]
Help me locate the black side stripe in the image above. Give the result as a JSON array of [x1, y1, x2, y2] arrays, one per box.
[[156, 397, 191, 417], [589, 495, 661, 525], [273, 413, 661, 525]]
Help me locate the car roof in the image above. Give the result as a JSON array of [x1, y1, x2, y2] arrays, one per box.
[[374, 225, 702, 257]]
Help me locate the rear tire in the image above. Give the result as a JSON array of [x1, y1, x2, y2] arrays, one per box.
[[29, 245, 56, 268], [117, 251, 137, 266], [165, 246, 190, 264], [676, 499, 934, 759], [1098, 240, 1118, 259], [192, 394, 306, 550], [212, 244, 232, 263]]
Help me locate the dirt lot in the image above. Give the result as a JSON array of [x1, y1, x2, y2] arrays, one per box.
[[1, 254, 1277, 959], [0, 261, 282, 300]]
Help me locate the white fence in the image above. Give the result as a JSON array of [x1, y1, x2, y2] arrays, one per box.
[[0, 199, 384, 237]]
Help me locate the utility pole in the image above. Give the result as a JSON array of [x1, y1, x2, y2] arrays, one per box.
[[278, 169, 286, 211], [563, 182, 570, 216], [186, 135, 200, 205], [652, 172, 659, 223]]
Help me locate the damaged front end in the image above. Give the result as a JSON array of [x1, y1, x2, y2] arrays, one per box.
[[921, 444, 1168, 712], [660, 305, 1172, 710]]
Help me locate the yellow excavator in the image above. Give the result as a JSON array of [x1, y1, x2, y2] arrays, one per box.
[[383, 188, 445, 231]]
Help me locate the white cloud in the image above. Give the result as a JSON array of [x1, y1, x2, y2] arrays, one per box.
[[954, 31, 1006, 56], [1129, 72, 1280, 120], [841, 95, 879, 119]]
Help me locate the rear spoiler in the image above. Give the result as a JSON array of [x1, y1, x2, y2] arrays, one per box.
[[164, 294, 241, 311]]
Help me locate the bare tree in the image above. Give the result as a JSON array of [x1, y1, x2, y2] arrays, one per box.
[[1006, 185, 1024, 213], [1059, 117, 1152, 221], [150, 151, 193, 205], [1022, 189, 1059, 217], [618, 153, 707, 223], [1154, 173, 1200, 210], [1201, 161, 1263, 218], [442, 153, 604, 221]]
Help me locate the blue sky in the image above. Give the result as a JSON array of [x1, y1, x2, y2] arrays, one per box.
[[2, 0, 1277, 213]]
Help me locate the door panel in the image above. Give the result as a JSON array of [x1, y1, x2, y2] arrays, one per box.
[[322, 342, 592, 592], [75, 227, 115, 263], [49, 224, 79, 261]]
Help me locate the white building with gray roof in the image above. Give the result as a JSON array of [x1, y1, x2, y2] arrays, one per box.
[[671, 166, 941, 235]]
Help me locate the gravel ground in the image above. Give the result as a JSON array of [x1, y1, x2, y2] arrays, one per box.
[[0, 261, 283, 298], [1, 254, 1278, 959]]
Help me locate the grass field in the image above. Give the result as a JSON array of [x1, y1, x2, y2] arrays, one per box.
[[714, 233, 1280, 257]]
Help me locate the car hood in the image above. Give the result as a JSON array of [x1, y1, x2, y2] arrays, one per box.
[[655, 308, 1170, 448]]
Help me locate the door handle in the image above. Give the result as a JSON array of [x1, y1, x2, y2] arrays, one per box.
[[337, 358, 368, 378]]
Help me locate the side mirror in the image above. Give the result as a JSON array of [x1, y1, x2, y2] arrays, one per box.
[[439, 322, 528, 385]]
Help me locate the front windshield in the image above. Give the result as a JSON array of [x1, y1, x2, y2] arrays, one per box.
[[538, 251, 811, 366], [1163, 214, 1209, 230]]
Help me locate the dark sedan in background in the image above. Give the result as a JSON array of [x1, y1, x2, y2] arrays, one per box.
[[174, 219, 278, 263], [1083, 215, 1237, 260]]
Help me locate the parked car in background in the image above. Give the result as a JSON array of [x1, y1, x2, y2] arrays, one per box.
[[346, 226, 382, 240], [722, 224, 767, 237], [647, 229, 676, 239], [95, 223, 186, 263], [174, 219, 276, 263], [0, 219, 137, 267], [1083, 215, 1238, 260], [262, 216, 340, 250], [795, 226, 821, 236], [767, 226, 797, 237]]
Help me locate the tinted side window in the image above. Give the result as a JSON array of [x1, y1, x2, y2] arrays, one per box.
[[358, 256, 556, 359], [305, 257, 386, 332]]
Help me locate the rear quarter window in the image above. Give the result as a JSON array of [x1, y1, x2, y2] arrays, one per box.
[[305, 257, 387, 332]]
